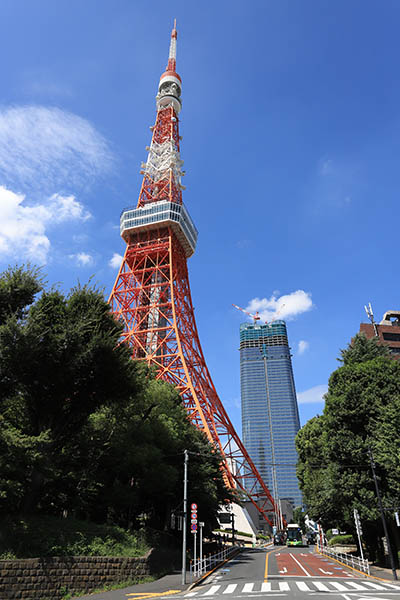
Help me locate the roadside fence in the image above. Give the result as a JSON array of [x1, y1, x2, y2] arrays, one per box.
[[317, 540, 370, 575], [190, 545, 239, 580]]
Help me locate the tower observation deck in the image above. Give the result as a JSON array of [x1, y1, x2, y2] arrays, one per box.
[[109, 22, 281, 527]]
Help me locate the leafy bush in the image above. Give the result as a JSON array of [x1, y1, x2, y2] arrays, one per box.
[[0, 515, 149, 558], [328, 534, 354, 546]]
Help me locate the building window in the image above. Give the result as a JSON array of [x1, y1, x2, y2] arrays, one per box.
[[382, 332, 400, 342]]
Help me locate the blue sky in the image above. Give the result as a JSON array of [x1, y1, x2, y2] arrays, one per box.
[[0, 0, 398, 434]]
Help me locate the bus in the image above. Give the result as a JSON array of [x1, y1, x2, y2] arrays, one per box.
[[286, 524, 303, 547]]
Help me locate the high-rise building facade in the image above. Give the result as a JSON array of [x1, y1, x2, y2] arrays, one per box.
[[240, 320, 302, 509]]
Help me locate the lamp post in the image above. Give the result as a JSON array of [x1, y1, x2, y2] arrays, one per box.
[[182, 450, 188, 585]]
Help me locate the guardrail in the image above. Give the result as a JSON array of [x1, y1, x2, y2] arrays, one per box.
[[190, 545, 239, 580], [317, 540, 370, 574]]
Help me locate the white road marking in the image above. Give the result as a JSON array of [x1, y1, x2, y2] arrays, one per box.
[[289, 552, 311, 576], [203, 586, 221, 596], [278, 582, 290, 591], [330, 581, 352, 591], [313, 581, 331, 592], [295, 581, 312, 591], [363, 581, 396, 591], [345, 582, 372, 591], [187, 579, 400, 597], [279, 567, 287, 574], [319, 568, 333, 575], [223, 585, 237, 594]]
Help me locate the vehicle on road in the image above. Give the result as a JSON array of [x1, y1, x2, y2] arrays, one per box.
[[273, 532, 285, 545], [286, 523, 304, 547]]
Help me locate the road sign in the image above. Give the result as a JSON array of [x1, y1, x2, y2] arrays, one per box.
[[191, 502, 197, 534]]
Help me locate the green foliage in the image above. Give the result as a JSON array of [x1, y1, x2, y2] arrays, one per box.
[[292, 507, 306, 530], [339, 333, 390, 365], [0, 264, 43, 324], [296, 333, 400, 561], [0, 515, 149, 558], [0, 266, 232, 550], [328, 534, 355, 546]]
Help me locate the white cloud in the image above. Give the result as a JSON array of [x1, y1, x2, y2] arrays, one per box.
[[0, 186, 91, 264], [297, 384, 328, 405], [69, 252, 94, 267], [0, 105, 113, 192], [109, 252, 123, 269], [298, 340, 309, 355], [246, 290, 313, 323]]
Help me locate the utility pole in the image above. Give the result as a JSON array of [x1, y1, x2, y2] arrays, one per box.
[[231, 509, 235, 546], [368, 447, 398, 581], [182, 449, 188, 585]]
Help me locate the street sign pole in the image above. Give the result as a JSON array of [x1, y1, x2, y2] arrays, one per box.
[[190, 502, 198, 577], [199, 522, 204, 575], [194, 531, 197, 577]]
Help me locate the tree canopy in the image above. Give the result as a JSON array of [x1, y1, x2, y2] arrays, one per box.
[[296, 334, 400, 561], [0, 266, 232, 539]]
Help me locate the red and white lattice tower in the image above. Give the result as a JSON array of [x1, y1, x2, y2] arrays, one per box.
[[109, 22, 281, 527]]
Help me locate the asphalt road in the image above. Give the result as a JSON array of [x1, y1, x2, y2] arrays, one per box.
[[74, 545, 400, 600]]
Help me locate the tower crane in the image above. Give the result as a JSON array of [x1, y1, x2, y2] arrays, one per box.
[[232, 304, 260, 324], [265, 303, 286, 325]]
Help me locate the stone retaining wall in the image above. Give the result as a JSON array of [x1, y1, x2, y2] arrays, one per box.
[[0, 551, 154, 600]]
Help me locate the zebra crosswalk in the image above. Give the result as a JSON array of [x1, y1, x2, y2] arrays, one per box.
[[183, 580, 400, 596]]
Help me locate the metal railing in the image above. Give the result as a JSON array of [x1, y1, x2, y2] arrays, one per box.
[[190, 546, 239, 580], [317, 540, 370, 575]]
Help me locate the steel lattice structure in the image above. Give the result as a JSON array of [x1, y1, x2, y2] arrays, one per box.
[[109, 22, 282, 528]]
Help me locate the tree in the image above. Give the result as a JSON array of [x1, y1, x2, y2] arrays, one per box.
[[0, 269, 140, 515], [79, 369, 235, 531], [0, 266, 233, 537], [296, 334, 400, 561]]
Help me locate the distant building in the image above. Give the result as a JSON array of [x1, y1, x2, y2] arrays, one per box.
[[359, 310, 400, 359], [240, 320, 302, 510]]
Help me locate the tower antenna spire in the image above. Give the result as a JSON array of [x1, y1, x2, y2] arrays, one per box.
[[167, 18, 178, 73], [110, 23, 282, 532]]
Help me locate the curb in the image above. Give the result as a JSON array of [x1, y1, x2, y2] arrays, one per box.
[[187, 548, 242, 591]]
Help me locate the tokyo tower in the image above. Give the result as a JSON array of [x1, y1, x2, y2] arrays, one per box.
[[109, 22, 281, 527]]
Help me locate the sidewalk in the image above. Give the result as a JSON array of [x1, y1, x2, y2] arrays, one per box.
[[72, 570, 193, 600], [369, 563, 399, 582]]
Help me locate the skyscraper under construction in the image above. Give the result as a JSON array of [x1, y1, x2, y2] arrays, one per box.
[[240, 320, 302, 511]]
